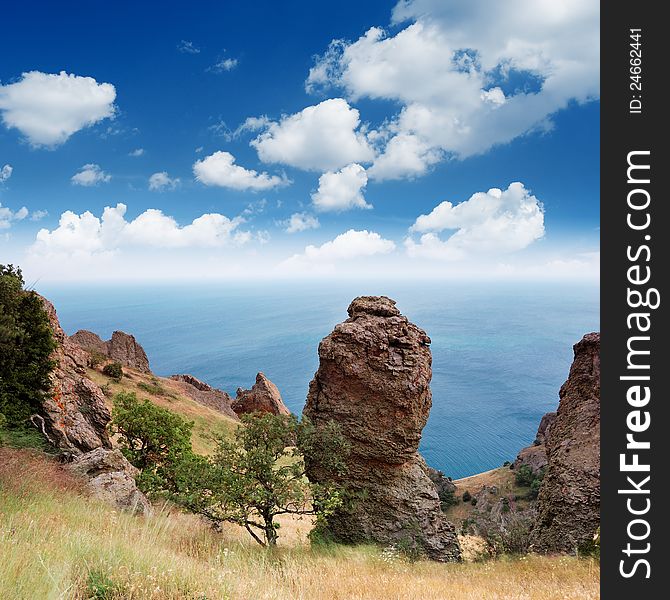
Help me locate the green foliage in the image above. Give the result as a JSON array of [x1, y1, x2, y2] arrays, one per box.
[[110, 391, 194, 490], [138, 378, 169, 396], [89, 350, 107, 369], [173, 413, 349, 547], [86, 569, 121, 599], [0, 412, 6, 446], [515, 464, 545, 499], [462, 490, 472, 502], [102, 362, 124, 382], [0, 264, 56, 428]]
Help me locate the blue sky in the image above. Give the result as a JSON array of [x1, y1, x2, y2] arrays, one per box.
[[0, 0, 599, 281]]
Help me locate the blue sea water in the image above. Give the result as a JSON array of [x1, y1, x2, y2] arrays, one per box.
[[38, 281, 599, 479]]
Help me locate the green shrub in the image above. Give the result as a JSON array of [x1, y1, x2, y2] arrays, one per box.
[[462, 490, 472, 502], [0, 264, 56, 428], [86, 569, 121, 599], [138, 379, 167, 396], [102, 362, 123, 382], [514, 464, 535, 487], [89, 350, 107, 368]]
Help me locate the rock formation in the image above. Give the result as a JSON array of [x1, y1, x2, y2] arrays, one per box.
[[70, 447, 151, 515], [38, 297, 149, 514], [427, 467, 457, 510], [530, 332, 600, 553], [169, 374, 238, 420], [513, 411, 557, 474], [232, 372, 290, 416], [71, 329, 150, 373], [303, 296, 461, 562]]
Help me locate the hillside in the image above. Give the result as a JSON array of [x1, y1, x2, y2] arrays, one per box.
[[86, 365, 239, 455], [0, 447, 600, 600]]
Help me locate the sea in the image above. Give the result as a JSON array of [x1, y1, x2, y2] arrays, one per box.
[[38, 281, 599, 479]]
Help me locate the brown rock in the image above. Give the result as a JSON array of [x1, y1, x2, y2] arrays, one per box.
[[37, 296, 150, 514], [107, 331, 150, 373], [70, 329, 151, 373], [70, 448, 151, 515], [39, 297, 112, 453], [303, 296, 461, 562], [513, 412, 557, 475], [170, 374, 238, 420], [530, 332, 600, 553], [69, 330, 108, 357], [232, 372, 290, 416]]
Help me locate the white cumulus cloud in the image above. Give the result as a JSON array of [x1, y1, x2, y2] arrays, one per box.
[[281, 229, 395, 272], [406, 182, 544, 260], [149, 171, 180, 191], [311, 163, 370, 212], [0, 71, 116, 147], [306, 0, 599, 179], [193, 151, 288, 191], [0, 203, 29, 229], [32, 203, 249, 255], [210, 58, 238, 72], [282, 212, 320, 234], [1, 164, 12, 183], [250, 98, 374, 172], [129, 148, 145, 157], [71, 164, 111, 187]]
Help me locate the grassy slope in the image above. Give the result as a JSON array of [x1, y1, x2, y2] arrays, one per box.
[[87, 367, 239, 455], [444, 467, 533, 525], [0, 448, 599, 600]]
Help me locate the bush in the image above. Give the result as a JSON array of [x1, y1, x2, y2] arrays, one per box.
[[102, 362, 123, 382], [0, 264, 56, 428], [462, 490, 472, 502], [138, 379, 167, 396], [89, 351, 107, 369], [110, 391, 193, 490], [470, 497, 478, 506], [477, 512, 534, 556], [514, 464, 535, 487]]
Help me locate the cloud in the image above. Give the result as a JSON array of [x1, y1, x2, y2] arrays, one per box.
[[306, 0, 599, 179], [0, 71, 116, 147], [0, 203, 29, 229], [282, 212, 320, 233], [405, 182, 544, 260], [30, 209, 48, 221], [1, 164, 12, 183], [193, 151, 289, 191], [250, 98, 374, 171], [71, 164, 111, 187], [281, 229, 395, 270], [311, 163, 371, 212], [32, 203, 249, 255], [149, 171, 180, 191], [210, 58, 238, 72], [128, 148, 145, 157], [177, 40, 200, 54]]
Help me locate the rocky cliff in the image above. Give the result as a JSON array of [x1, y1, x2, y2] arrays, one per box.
[[530, 332, 600, 553], [303, 296, 461, 562], [38, 297, 150, 515], [513, 411, 557, 475], [71, 329, 151, 373], [232, 372, 290, 416], [169, 374, 239, 420]]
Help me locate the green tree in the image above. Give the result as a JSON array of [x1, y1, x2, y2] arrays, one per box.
[[0, 264, 56, 427], [102, 362, 124, 382], [174, 413, 349, 547], [110, 391, 194, 491]]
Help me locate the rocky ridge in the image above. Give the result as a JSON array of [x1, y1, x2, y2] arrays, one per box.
[[232, 372, 290, 416], [71, 329, 151, 373]]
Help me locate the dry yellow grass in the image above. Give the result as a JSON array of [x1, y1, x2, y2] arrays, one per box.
[[87, 367, 239, 454], [0, 448, 600, 600]]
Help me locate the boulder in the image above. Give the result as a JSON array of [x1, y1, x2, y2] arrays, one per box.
[[70, 448, 151, 515], [170, 374, 239, 420], [530, 332, 600, 553], [303, 296, 461, 562], [232, 372, 290, 416]]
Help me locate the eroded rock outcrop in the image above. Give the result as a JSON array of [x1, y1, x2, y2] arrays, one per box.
[[170, 374, 238, 420], [70, 447, 151, 515], [530, 332, 600, 553], [303, 296, 461, 562], [513, 411, 557, 475], [71, 329, 150, 373], [38, 297, 149, 514], [232, 372, 290, 416]]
